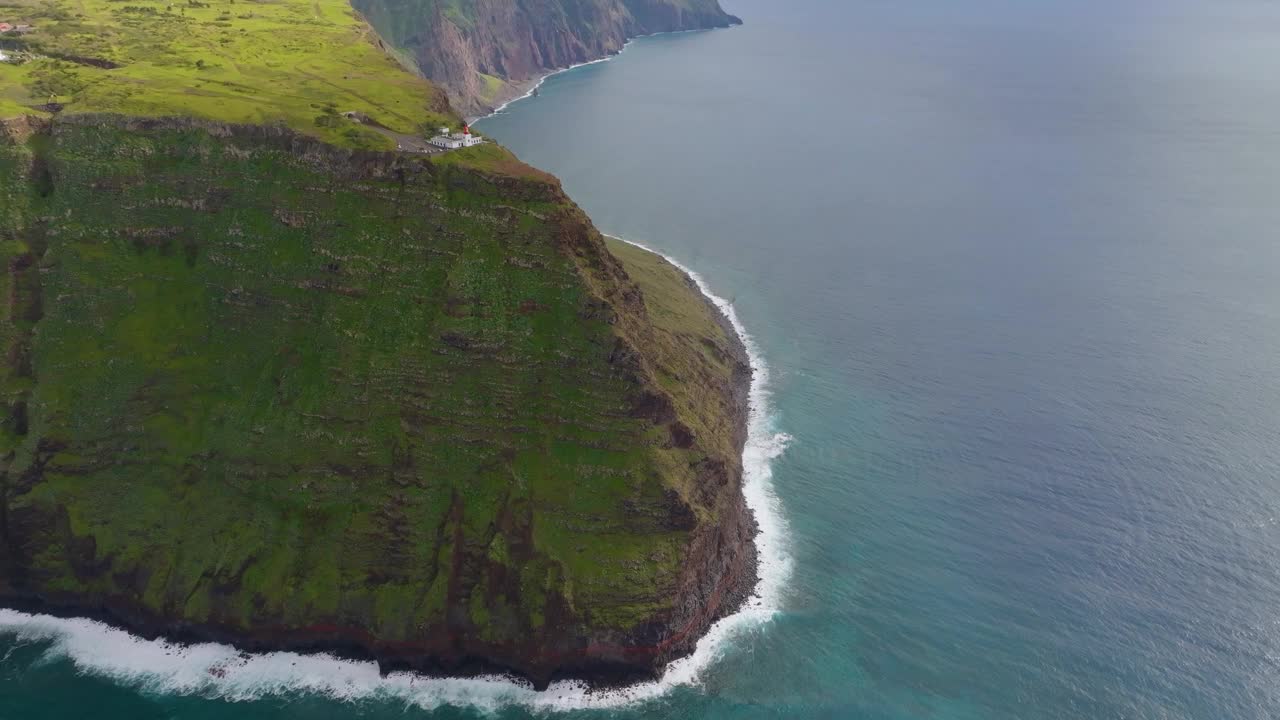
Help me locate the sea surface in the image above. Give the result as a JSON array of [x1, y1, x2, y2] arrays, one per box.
[[6, 0, 1280, 717]]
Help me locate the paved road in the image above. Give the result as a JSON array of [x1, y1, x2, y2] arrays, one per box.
[[366, 125, 441, 154]]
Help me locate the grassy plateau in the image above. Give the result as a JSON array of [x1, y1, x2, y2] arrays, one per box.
[[0, 0, 452, 147]]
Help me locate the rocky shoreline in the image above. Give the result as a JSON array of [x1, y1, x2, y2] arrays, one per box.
[[475, 22, 740, 123], [352, 0, 742, 117]]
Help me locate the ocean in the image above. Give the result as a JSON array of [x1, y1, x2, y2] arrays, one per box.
[[5, 0, 1280, 717]]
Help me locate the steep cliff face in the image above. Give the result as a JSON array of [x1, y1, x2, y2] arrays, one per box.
[[352, 0, 742, 116], [0, 114, 754, 687]]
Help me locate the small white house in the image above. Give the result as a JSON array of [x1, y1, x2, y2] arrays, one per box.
[[429, 125, 483, 150]]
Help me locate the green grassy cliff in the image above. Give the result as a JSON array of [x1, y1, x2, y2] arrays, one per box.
[[0, 0, 754, 688]]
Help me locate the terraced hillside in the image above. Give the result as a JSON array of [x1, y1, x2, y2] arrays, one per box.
[[0, 0, 754, 689]]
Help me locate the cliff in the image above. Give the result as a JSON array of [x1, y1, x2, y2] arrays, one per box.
[[0, 113, 755, 688], [351, 0, 742, 116]]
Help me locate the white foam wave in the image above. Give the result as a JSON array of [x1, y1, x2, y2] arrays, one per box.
[[0, 238, 790, 712], [480, 54, 616, 120], [477, 27, 721, 121]]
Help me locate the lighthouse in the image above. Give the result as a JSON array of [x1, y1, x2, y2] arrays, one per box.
[[428, 124, 484, 150]]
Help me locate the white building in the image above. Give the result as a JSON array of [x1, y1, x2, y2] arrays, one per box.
[[429, 125, 483, 150]]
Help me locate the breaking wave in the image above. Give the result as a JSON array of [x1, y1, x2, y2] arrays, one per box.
[[0, 238, 791, 712]]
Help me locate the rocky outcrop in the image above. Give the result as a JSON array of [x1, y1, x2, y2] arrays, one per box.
[[352, 0, 742, 116], [0, 114, 755, 689]]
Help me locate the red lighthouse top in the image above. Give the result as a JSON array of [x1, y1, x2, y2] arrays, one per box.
[[464, 124, 471, 135]]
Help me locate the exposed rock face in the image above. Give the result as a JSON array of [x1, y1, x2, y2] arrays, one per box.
[[352, 0, 742, 116], [0, 114, 754, 688]]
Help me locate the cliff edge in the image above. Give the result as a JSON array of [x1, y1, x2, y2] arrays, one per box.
[[351, 0, 742, 116], [0, 113, 755, 688], [0, 0, 755, 689]]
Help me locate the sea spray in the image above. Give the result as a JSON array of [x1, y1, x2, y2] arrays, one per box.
[[0, 238, 790, 711]]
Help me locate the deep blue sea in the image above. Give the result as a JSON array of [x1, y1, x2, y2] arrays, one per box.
[[6, 0, 1280, 717]]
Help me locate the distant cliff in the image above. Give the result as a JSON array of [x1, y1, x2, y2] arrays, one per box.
[[352, 0, 742, 116]]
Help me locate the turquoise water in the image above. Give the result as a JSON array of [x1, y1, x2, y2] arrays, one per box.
[[6, 0, 1280, 717]]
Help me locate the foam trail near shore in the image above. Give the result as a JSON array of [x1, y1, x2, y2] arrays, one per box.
[[478, 28, 719, 121], [0, 238, 790, 712], [482, 54, 615, 119]]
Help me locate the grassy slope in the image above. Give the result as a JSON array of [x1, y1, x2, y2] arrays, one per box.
[[0, 120, 736, 658], [604, 238, 742, 473], [0, 0, 749, 682], [0, 0, 452, 148]]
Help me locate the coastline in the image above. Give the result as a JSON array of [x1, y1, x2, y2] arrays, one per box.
[[471, 25, 739, 123], [3, 13, 784, 700], [0, 237, 789, 710], [604, 235, 791, 664], [476, 54, 613, 122]]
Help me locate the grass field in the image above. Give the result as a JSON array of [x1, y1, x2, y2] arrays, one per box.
[[0, 0, 454, 147]]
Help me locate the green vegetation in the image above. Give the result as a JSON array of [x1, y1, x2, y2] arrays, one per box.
[[605, 237, 742, 467], [607, 239, 730, 354], [0, 0, 750, 685], [0, 97, 26, 118], [0, 116, 747, 682], [0, 0, 451, 147], [428, 140, 557, 181], [475, 72, 506, 107]]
